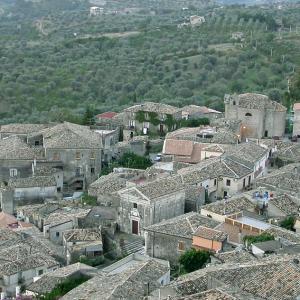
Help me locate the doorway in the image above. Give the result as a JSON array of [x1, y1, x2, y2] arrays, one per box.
[[224, 191, 228, 198], [132, 220, 139, 235]]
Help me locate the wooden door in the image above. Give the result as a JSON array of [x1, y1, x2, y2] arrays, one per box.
[[132, 220, 139, 235]]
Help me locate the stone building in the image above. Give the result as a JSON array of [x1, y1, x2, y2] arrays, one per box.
[[178, 156, 254, 200], [60, 257, 170, 300], [28, 122, 103, 190], [144, 212, 221, 264], [224, 93, 287, 139], [156, 254, 300, 300], [0, 136, 44, 182], [293, 103, 300, 137], [117, 175, 186, 235], [118, 102, 182, 139], [63, 228, 103, 265], [0, 123, 51, 141], [0, 228, 59, 297], [43, 207, 91, 244]]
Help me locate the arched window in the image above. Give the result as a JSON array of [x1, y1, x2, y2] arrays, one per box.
[[245, 112, 252, 117]]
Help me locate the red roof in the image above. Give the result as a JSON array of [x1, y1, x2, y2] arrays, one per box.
[[96, 112, 117, 119]]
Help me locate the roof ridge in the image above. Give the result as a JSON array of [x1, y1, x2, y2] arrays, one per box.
[[186, 216, 196, 233], [221, 159, 239, 178]]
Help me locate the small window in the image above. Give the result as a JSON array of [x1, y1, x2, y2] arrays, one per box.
[[35, 141, 40, 146], [56, 232, 60, 237], [233, 101, 236, 105], [9, 168, 18, 177], [75, 151, 81, 160], [178, 241, 185, 251], [90, 151, 95, 160], [53, 152, 60, 160], [214, 179, 217, 186], [91, 167, 95, 174], [38, 269, 43, 276], [245, 112, 252, 117], [226, 179, 231, 186], [133, 203, 137, 209]]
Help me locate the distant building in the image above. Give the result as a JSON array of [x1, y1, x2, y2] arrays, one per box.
[[293, 103, 300, 137], [119, 102, 182, 139], [224, 93, 287, 139], [190, 15, 206, 27], [231, 32, 244, 40], [89, 6, 104, 16]]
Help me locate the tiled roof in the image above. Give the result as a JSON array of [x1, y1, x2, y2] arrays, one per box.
[[0, 123, 51, 134], [201, 196, 255, 216], [63, 228, 102, 242], [124, 101, 180, 115], [17, 203, 59, 218], [0, 253, 58, 276], [275, 141, 300, 162], [228, 93, 286, 112], [0, 136, 44, 160], [256, 164, 300, 194], [264, 226, 300, 244], [44, 208, 91, 227], [145, 212, 220, 239], [27, 263, 97, 294], [30, 122, 103, 149], [181, 105, 221, 115], [166, 127, 238, 145], [193, 226, 227, 242], [133, 175, 185, 200], [0, 234, 57, 276], [8, 175, 56, 188], [95, 112, 117, 119], [61, 259, 169, 300], [224, 142, 268, 166], [88, 173, 127, 196], [269, 194, 300, 215], [170, 289, 237, 300], [163, 139, 194, 156], [178, 157, 252, 185], [167, 255, 300, 300], [213, 249, 257, 264]]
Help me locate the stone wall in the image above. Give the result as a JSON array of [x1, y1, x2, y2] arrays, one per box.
[[145, 231, 192, 265]]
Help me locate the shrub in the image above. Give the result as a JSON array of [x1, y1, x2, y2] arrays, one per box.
[[179, 248, 210, 273], [280, 216, 295, 231]]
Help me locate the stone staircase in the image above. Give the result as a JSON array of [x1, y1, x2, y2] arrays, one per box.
[[121, 239, 145, 256]]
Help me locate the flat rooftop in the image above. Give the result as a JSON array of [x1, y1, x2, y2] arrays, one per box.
[[236, 216, 271, 230]]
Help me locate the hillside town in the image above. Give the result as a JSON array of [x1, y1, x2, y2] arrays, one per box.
[[2, 93, 300, 299]]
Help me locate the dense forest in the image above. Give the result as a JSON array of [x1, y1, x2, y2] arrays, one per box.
[[0, 0, 300, 123]]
